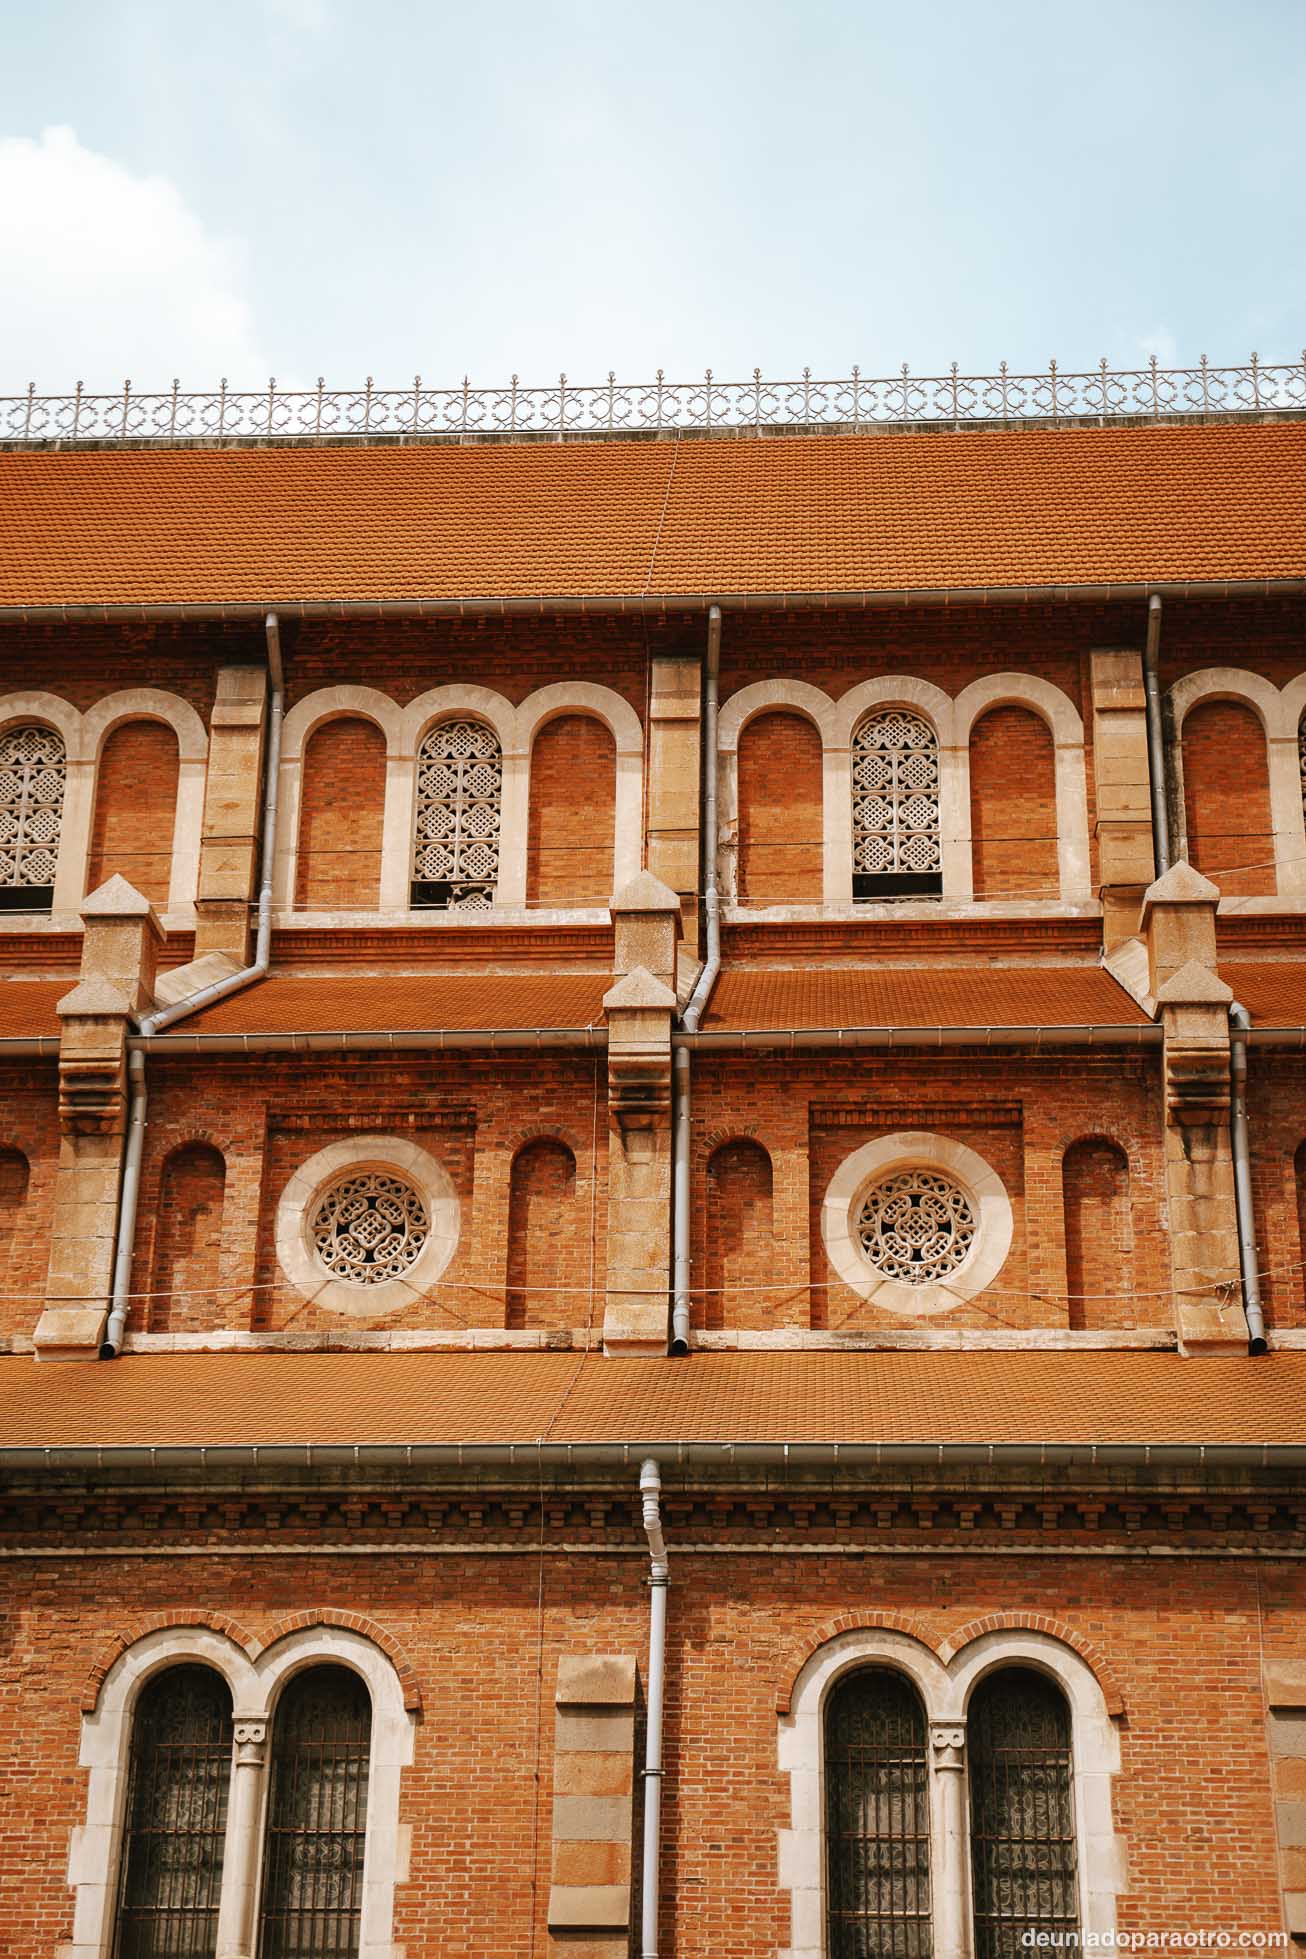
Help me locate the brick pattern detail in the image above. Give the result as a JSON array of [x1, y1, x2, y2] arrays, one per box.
[[86, 719, 180, 907], [506, 1139, 584, 1330], [737, 710, 823, 904], [79, 1609, 262, 1712], [935, 1613, 1127, 1716], [295, 715, 386, 911], [701, 1138, 778, 1331], [526, 715, 616, 907], [1063, 1137, 1143, 1331], [147, 1143, 226, 1334], [1182, 700, 1275, 897], [969, 705, 1060, 900], [776, 1611, 939, 1712], [259, 1609, 424, 1713], [1, 1063, 63, 1343]]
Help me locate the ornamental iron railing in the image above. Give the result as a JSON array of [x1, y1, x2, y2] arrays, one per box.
[[3, 353, 1305, 444]]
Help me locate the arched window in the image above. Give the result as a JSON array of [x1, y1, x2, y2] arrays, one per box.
[[825, 1667, 931, 1958], [851, 710, 942, 902], [411, 719, 502, 910], [259, 1664, 372, 1959], [112, 1664, 232, 1959], [968, 1668, 1078, 1957], [0, 723, 65, 912]]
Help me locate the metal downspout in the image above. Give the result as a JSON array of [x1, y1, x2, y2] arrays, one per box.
[[639, 1458, 669, 1959], [1229, 1002, 1268, 1354], [670, 605, 722, 1355], [1142, 593, 1171, 876], [101, 613, 285, 1358]]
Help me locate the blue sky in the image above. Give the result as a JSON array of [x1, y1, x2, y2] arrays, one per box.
[[1, 0, 1302, 396]]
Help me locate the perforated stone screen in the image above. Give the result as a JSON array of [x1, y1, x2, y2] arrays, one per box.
[[0, 724, 65, 895], [411, 719, 502, 910], [851, 710, 941, 900], [311, 1172, 431, 1286], [856, 1169, 976, 1285]]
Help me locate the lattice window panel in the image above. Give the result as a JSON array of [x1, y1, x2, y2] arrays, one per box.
[[1299, 717, 1306, 819], [311, 1172, 430, 1286], [411, 719, 502, 910], [825, 1666, 932, 1959], [856, 1169, 976, 1285], [969, 1668, 1079, 1958], [259, 1665, 371, 1959], [0, 724, 65, 895], [851, 710, 941, 896]]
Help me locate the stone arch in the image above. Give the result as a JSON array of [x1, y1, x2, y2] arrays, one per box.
[[526, 714, 619, 906], [275, 687, 402, 913], [79, 1610, 261, 1714], [718, 681, 836, 908], [1177, 687, 1276, 895], [776, 1612, 942, 1714], [833, 679, 963, 905], [936, 1613, 1125, 1716], [516, 684, 643, 900], [77, 692, 205, 916], [387, 687, 518, 911], [258, 1609, 424, 1716], [954, 674, 1090, 902], [296, 715, 387, 911], [0, 693, 81, 916]]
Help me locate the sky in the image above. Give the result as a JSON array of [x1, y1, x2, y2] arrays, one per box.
[[1, 0, 1303, 400]]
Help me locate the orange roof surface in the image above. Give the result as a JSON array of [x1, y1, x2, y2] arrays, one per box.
[[1223, 963, 1306, 1026], [176, 972, 610, 1036], [0, 1350, 1301, 1451], [0, 980, 63, 1039], [1, 422, 1304, 607], [703, 966, 1148, 1030]]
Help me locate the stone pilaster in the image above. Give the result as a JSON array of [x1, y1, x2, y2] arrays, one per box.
[[194, 665, 267, 963], [1089, 650, 1156, 948], [1139, 859, 1220, 997], [33, 877, 162, 1360], [929, 1720, 967, 1959], [547, 1654, 638, 1956], [644, 654, 702, 954]]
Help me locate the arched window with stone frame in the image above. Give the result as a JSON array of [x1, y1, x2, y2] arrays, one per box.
[[258, 1664, 373, 1959], [410, 717, 504, 911], [850, 708, 942, 903], [967, 1666, 1079, 1957], [824, 1665, 932, 1959], [0, 721, 66, 913]]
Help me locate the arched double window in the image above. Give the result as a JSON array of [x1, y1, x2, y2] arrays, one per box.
[[113, 1665, 232, 1958], [0, 722, 65, 912], [851, 710, 942, 903], [259, 1666, 372, 1959], [825, 1667, 931, 1957], [969, 1668, 1077, 1956], [410, 719, 503, 910]]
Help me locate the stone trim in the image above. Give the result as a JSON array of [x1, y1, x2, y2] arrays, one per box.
[[547, 1654, 637, 1947], [274, 1134, 460, 1319], [819, 1130, 1014, 1317], [1168, 665, 1306, 898]]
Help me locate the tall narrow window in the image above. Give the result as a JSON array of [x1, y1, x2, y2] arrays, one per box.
[[112, 1664, 232, 1959], [851, 711, 942, 902], [0, 723, 65, 912], [825, 1667, 931, 1959], [411, 719, 502, 910], [968, 1668, 1078, 1958], [259, 1665, 372, 1959]]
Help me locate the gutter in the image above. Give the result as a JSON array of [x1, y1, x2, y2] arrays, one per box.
[[673, 1023, 1162, 1051], [1229, 1002, 1268, 1353], [671, 606, 722, 1355], [128, 1027, 608, 1054], [1142, 593, 1172, 875], [639, 1460, 669, 1959]]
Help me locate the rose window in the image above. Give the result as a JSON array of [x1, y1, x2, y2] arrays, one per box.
[[0, 724, 65, 907], [855, 1169, 976, 1285], [851, 710, 942, 901], [311, 1172, 431, 1286], [410, 719, 502, 911]]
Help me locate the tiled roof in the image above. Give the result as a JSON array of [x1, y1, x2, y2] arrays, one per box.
[[0, 980, 64, 1039], [175, 973, 610, 1036], [703, 966, 1149, 1030], [1, 422, 1304, 607], [0, 1350, 1301, 1450], [1223, 963, 1306, 1026]]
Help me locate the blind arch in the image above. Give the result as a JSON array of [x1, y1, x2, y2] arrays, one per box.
[[825, 1665, 932, 1957], [968, 1666, 1079, 1957]]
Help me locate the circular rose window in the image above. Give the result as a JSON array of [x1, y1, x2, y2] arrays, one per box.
[[310, 1171, 431, 1285], [855, 1169, 976, 1285]]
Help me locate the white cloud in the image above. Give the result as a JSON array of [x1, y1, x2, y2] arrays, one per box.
[[0, 126, 272, 394], [1137, 325, 1180, 368]]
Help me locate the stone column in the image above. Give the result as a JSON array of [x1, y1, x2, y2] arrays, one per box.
[[546, 1655, 638, 1957], [215, 1717, 269, 1959], [929, 1720, 967, 1959], [644, 654, 702, 956], [603, 874, 680, 1356], [1089, 650, 1156, 948], [194, 666, 267, 963], [34, 877, 163, 1360]]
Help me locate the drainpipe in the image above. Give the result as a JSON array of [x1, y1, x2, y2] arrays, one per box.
[[1229, 1001, 1268, 1354], [639, 1458, 669, 1959], [670, 606, 722, 1355], [101, 613, 285, 1357], [1142, 593, 1171, 877]]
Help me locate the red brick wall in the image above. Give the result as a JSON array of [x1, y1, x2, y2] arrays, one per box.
[[1244, 1055, 1306, 1330], [737, 711, 823, 904], [700, 1138, 776, 1331], [969, 705, 1060, 901], [1181, 701, 1275, 897], [147, 1143, 226, 1334], [86, 720, 180, 908], [1063, 1137, 1139, 1330], [0, 1066, 58, 1345], [295, 716, 386, 911], [505, 1138, 585, 1329], [525, 715, 616, 907]]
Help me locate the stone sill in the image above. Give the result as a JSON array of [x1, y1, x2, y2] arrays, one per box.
[[274, 907, 612, 931], [724, 899, 1103, 925]]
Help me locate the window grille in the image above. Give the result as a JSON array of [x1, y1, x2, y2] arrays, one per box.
[[310, 1170, 430, 1286], [968, 1668, 1079, 1959], [1299, 716, 1306, 820], [259, 1665, 372, 1959], [851, 711, 942, 902], [112, 1664, 232, 1959], [825, 1667, 932, 1959], [856, 1170, 976, 1286], [410, 719, 502, 910], [0, 723, 65, 912]]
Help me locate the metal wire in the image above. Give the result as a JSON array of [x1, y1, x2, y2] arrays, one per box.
[[825, 1667, 932, 1959], [968, 1668, 1078, 1959], [258, 1665, 371, 1959], [112, 1665, 232, 1959]]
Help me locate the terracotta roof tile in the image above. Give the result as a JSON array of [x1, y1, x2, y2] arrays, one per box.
[[0, 980, 64, 1039], [1223, 962, 1306, 1026], [178, 973, 611, 1036], [1, 422, 1304, 607], [0, 1350, 1301, 1449], [703, 966, 1148, 1030]]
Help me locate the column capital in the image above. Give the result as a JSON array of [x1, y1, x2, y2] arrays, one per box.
[[929, 1718, 966, 1772]]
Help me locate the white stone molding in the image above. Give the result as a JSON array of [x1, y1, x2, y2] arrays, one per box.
[[515, 682, 645, 895], [830, 680, 962, 904], [80, 690, 208, 918], [820, 1131, 1013, 1317], [1279, 669, 1306, 897], [69, 1621, 415, 1959], [275, 1134, 460, 1319], [777, 1624, 1122, 1959], [953, 673, 1092, 901], [275, 687, 405, 911], [1167, 667, 1295, 894], [393, 686, 518, 906], [716, 681, 837, 905], [0, 691, 85, 915]]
